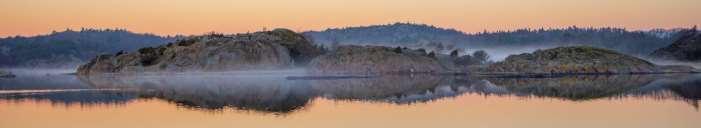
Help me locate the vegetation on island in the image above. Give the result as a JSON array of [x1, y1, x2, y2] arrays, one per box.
[[487, 46, 696, 75]]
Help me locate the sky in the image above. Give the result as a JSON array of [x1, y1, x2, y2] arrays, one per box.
[[0, 0, 699, 37]]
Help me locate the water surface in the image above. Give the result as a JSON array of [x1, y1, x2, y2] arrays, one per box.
[[1, 70, 699, 128]]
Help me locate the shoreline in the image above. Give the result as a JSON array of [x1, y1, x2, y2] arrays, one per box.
[[68, 70, 700, 79]]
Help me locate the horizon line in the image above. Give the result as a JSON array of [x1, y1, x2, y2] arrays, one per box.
[[2, 22, 698, 38]]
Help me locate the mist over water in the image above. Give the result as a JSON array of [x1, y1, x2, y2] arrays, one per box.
[[648, 60, 701, 69], [2, 69, 700, 109], [464, 45, 559, 61], [1, 68, 700, 128]]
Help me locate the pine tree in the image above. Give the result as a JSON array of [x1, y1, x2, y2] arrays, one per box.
[[450, 49, 459, 57]]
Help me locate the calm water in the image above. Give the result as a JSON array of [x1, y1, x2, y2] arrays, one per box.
[[0, 69, 699, 128]]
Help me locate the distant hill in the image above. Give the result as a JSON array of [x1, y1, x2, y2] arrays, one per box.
[[304, 23, 681, 56], [469, 27, 681, 56], [304, 23, 467, 47], [650, 27, 701, 61], [0, 29, 176, 68]]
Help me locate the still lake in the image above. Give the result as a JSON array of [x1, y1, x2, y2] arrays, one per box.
[[1, 69, 699, 128]]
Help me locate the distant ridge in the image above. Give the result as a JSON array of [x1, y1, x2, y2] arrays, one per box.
[[304, 22, 682, 56], [304, 23, 467, 47], [650, 26, 701, 61], [0, 24, 690, 68], [0, 29, 176, 68]]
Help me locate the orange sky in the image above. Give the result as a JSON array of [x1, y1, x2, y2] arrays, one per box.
[[0, 0, 699, 37]]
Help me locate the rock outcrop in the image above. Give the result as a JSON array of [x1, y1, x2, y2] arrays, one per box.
[[650, 27, 701, 61], [77, 29, 321, 75], [487, 46, 696, 75], [0, 69, 15, 78], [308, 46, 445, 74]]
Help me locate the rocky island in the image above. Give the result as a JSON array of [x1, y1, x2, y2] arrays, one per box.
[[650, 27, 700, 61], [308, 46, 445, 74], [77, 29, 322, 75], [487, 46, 697, 76]]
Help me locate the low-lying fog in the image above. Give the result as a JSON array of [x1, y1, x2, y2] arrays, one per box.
[[464, 45, 700, 69], [648, 60, 701, 69], [4, 68, 77, 76], [2, 44, 699, 76]]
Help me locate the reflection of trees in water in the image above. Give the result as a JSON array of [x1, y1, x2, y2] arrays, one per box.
[[668, 84, 701, 108], [664, 77, 701, 106], [627, 90, 699, 110], [626, 74, 701, 109], [79, 75, 316, 114], [72, 75, 497, 113], [139, 81, 315, 113], [487, 74, 701, 109], [486, 75, 657, 101], [312, 76, 510, 104], [0, 90, 136, 107], [2, 74, 699, 113]]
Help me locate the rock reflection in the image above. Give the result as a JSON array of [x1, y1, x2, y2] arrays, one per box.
[[627, 74, 701, 109], [310, 75, 443, 103], [486, 75, 657, 100], [79, 75, 316, 113], [1, 73, 699, 113], [311, 76, 510, 104], [486, 74, 701, 109]]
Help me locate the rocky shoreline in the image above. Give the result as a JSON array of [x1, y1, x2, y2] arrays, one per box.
[[486, 46, 697, 75]]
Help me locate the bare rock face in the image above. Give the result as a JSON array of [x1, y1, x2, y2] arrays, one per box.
[[650, 28, 701, 61], [267, 29, 324, 66], [488, 46, 696, 74], [308, 46, 445, 74], [77, 29, 321, 75]]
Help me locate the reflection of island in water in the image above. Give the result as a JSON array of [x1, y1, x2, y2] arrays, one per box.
[[1, 73, 700, 114]]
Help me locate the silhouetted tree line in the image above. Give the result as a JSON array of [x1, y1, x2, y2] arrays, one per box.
[[304, 22, 466, 46], [467, 26, 682, 56], [304, 23, 686, 56], [0, 29, 176, 67], [0, 23, 690, 68]]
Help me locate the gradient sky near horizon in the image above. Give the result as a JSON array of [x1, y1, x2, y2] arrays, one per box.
[[1, 0, 699, 37]]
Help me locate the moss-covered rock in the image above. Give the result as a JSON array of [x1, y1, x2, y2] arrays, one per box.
[[308, 45, 444, 74], [488, 46, 696, 74]]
